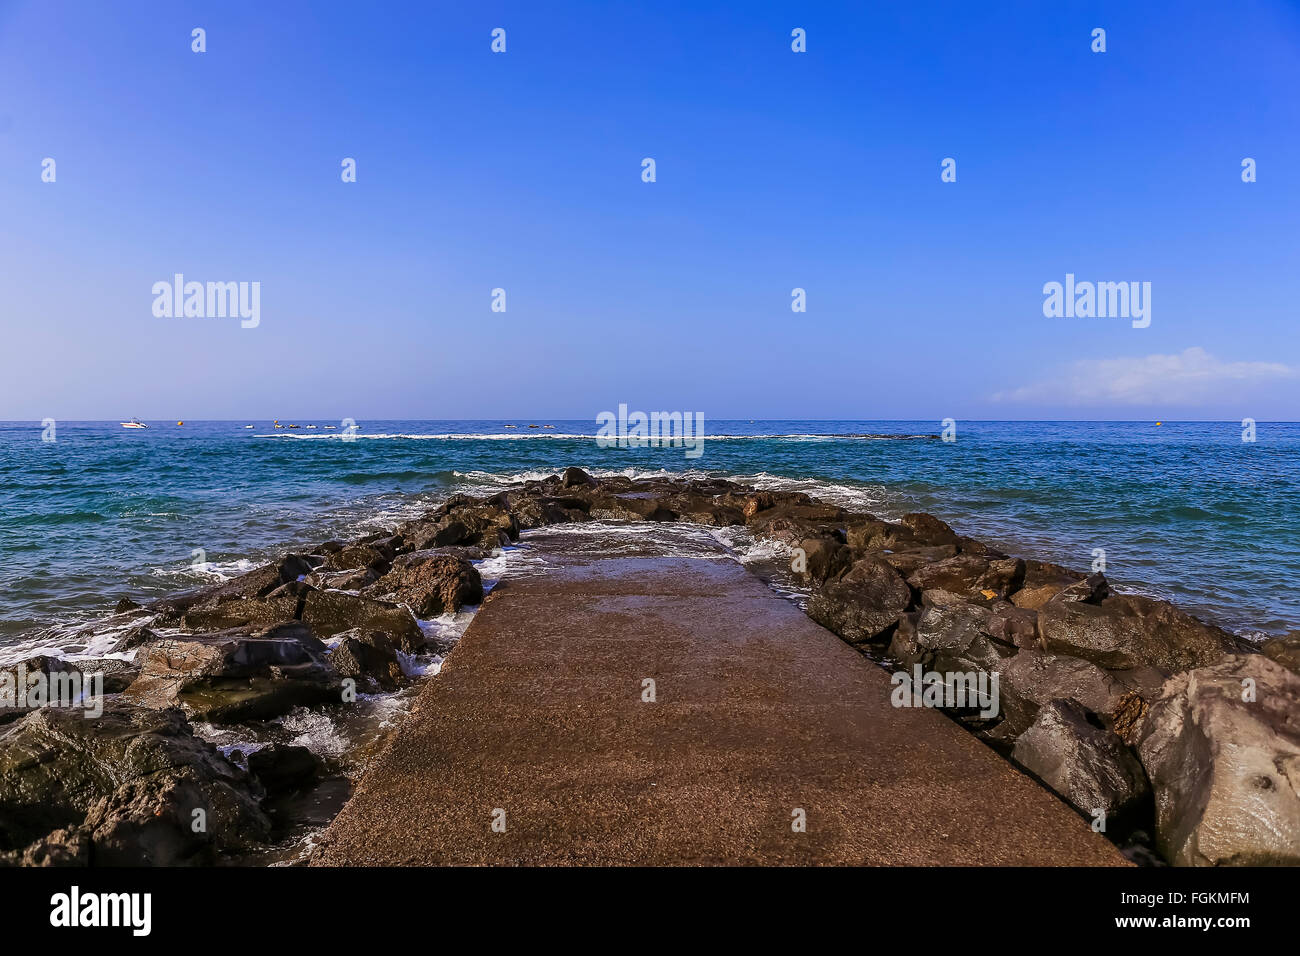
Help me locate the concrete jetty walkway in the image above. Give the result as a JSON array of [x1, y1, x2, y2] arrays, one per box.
[[312, 524, 1125, 865]]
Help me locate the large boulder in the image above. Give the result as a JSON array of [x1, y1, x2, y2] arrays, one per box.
[[0, 702, 269, 864], [1038, 592, 1231, 672], [793, 535, 852, 585], [121, 622, 338, 722], [887, 594, 1009, 674], [994, 650, 1131, 740], [899, 513, 960, 546], [1136, 655, 1300, 866], [330, 630, 406, 692], [1012, 560, 1087, 610], [807, 557, 912, 644], [1011, 698, 1150, 820], [906, 555, 1025, 603], [364, 551, 483, 618], [300, 591, 426, 653]]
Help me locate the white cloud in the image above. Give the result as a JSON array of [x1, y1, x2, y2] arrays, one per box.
[[992, 347, 1296, 406]]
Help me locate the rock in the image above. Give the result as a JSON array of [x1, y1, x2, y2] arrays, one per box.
[[0, 656, 141, 704], [995, 650, 1130, 739], [109, 622, 162, 654], [300, 591, 426, 654], [879, 545, 959, 576], [793, 535, 852, 585], [987, 604, 1040, 649], [330, 630, 405, 691], [1012, 699, 1150, 819], [308, 567, 380, 592], [899, 513, 960, 546], [3, 826, 90, 866], [510, 495, 590, 529], [364, 552, 483, 618], [845, 519, 916, 553], [887, 599, 1008, 674], [323, 543, 392, 574], [1261, 632, 1300, 676], [561, 466, 596, 488], [1038, 593, 1231, 672], [1011, 560, 1087, 610], [1136, 655, 1300, 866], [747, 502, 847, 545], [807, 557, 912, 644], [0, 702, 269, 863], [180, 593, 303, 632], [121, 622, 338, 722], [247, 744, 321, 795], [906, 555, 1024, 603], [113, 598, 143, 614]]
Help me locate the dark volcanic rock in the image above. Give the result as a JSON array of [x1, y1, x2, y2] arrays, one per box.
[[121, 621, 338, 722], [562, 466, 596, 488], [300, 591, 426, 654], [1038, 592, 1231, 672], [1012, 698, 1150, 820], [1012, 560, 1088, 610], [887, 597, 1009, 674], [247, 744, 321, 795], [793, 535, 852, 585], [807, 557, 912, 644], [994, 650, 1130, 740], [0, 702, 269, 864], [899, 513, 960, 546], [364, 551, 483, 618], [330, 630, 405, 692]]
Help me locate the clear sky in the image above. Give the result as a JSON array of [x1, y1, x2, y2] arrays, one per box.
[[1, 0, 1298, 421]]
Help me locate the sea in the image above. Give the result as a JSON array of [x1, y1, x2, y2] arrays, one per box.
[[2, 419, 1296, 661]]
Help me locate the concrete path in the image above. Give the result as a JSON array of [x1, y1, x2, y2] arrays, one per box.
[[312, 524, 1126, 865]]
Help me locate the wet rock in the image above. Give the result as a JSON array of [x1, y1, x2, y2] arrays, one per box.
[[1038, 592, 1231, 672], [562, 466, 596, 488], [330, 630, 405, 692], [1, 826, 89, 866], [0, 702, 269, 864], [747, 502, 847, 546], [879, 545, 959, 577], [365, 552, 483, 618], [121, 621, 337, 722], [845, 519, 916, 553], [1012, 699, 1150, 820], [510, 495, 590, 529], [793, 535, 852, 585], [323, 543, 392, 575], [807, 557, 912, 644], [114, 598, 143, 614], [300, 591, 426, 653], [180, 593, 303, 632], [109, 622, 162, 654], [247, 744, 321, 795], [1261, 632, 1300, 676], [308, 567, 380, 592], [1136, 655, 1300, 866]]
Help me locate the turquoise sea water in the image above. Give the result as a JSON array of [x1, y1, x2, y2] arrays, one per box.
[[1, 420, 1296, 651]]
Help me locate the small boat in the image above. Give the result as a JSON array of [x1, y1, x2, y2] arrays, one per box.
[[306, 424, 318, 429], [504, 424, 517, 429], [244, 425, 254, 429], [120, 419, 148, 429]]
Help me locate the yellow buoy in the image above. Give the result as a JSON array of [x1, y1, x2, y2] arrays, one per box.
[[177, 421, 183, 426], [1156, 421, 1162, 426]]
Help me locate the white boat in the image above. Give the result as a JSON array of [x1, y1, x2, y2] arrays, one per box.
[[120, 419, 148, 429]]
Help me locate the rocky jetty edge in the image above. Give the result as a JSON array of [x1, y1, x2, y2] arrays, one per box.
[[2, 468, 1297, 866]]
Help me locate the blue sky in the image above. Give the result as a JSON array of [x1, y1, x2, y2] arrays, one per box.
[[1, 0, 1298, 420]]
